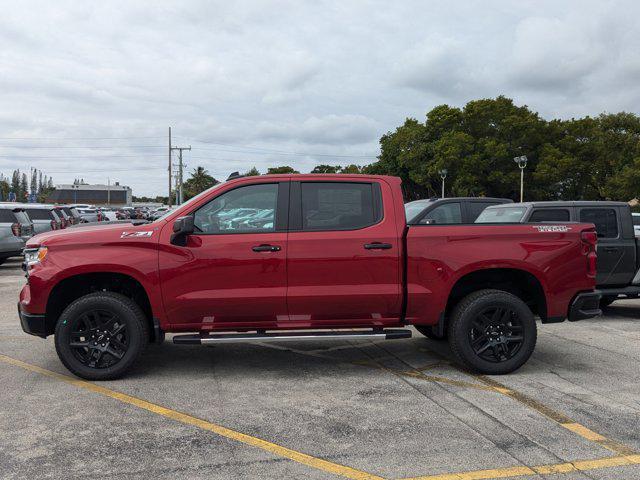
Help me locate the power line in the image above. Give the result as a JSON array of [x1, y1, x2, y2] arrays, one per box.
[[0, 135, 166, 140]]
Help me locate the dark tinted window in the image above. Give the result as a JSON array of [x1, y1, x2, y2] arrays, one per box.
[[25, 208, 55, 221], [194, 183, 278, 234], [579, 208, 618, 238], [467, 202, 501, 222], [0, 209, 17, 223], [420, 203, 462, 224], [301, 182, 377, 230], [529, 209, 570, 222]]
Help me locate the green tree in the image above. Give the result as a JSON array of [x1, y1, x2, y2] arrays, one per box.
[[244, 166, 260, 176], [311, 164, 341, 173], [183, 166, 218, 200], [267, 166, 299, 174], [340, 164, 363, 174]]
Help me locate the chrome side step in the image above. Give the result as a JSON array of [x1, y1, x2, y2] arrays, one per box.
[[172, 329, 412, 345]]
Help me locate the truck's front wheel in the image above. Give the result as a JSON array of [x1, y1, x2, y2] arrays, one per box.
[[448, 289, 537, 375], [54, 292, 149, 380]]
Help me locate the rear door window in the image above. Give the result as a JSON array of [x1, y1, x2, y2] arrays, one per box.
[[529, 209, 571, 222], [300, 182, 380, 231], [0, 209, 16, 223], [25, 209, 54, 220], [579, 208, 618, 238]]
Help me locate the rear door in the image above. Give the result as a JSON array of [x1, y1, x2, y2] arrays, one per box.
[[286, 179, 402, 327], [578, 206, 635, 286]]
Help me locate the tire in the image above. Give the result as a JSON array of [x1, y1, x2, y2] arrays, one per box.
[[448, 289, 537, 375], [415, 325, 447, 340], [54, 292, 149, 380], [600, 295, 617, 308]]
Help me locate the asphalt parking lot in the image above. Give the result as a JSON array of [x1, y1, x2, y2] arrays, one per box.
[[1, 258, 639, 480]]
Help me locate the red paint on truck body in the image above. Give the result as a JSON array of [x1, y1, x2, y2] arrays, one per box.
[[20, 174, 597, 334]]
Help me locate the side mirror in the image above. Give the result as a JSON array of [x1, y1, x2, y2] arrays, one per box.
[[170, 215, 195, 246]]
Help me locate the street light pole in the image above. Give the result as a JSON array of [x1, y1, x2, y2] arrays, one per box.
[[439, 169, 448, 198], [513, 156, 528, 202]]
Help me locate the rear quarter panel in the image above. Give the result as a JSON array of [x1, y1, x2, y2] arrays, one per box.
[[406, 224, 595, 325]]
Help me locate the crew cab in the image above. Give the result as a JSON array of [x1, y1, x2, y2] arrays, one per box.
[[477, 201, 640, 306], [18, 175, 601, 380]]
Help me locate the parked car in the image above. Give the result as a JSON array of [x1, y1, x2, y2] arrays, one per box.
[[477, 201, 640, 306], [96, 208, 118, 221], [22, 205, 61, 234], [633, 212, 640, 236], [53, 206, 71, 229], [74, 208, 100, 223], [19, 174, 600, 380], [57, 206, 81, 225], [0, 205, 33, 264], [405, 197, 513, 224]]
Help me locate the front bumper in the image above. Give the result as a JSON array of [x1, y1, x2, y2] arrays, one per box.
[[18, 303, 51, 338], [568, 291, 602, 321]]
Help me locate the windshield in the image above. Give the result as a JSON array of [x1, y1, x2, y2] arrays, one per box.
[[475, 206, 527, 223], [404, 199, 435, 222], [153, 182, 225, 222]]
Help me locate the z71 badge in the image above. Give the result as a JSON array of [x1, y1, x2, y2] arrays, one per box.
[[121, 231, 153, 238], [533, 225, 572, 233]]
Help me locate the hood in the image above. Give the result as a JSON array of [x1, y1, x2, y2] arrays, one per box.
[[26, 221, 160, 248]]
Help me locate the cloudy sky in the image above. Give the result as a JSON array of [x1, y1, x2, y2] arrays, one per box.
[[1, 0, 639, 197]]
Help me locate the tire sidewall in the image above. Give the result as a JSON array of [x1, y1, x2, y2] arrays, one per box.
[[450, 291, 537, 374], [55, 293, 146, 380]]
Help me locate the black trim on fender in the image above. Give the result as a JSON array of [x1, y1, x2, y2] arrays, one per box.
[[18, 304, 51, 338], [152, 317, 165, 344], [568, 291, 602, 321]]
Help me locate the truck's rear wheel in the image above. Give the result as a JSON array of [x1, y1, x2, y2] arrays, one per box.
[[54, 292, 149, 380], [448, 289, 536, 375], [415, 325, 447, 340]]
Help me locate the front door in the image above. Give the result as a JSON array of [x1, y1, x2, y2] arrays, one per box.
[[285, 180, 402, 328], [159, 181, 289, 331]]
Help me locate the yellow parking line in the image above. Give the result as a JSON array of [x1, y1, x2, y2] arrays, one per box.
[[400, 454, 640, 480], [474, 374, 638, 456], [0, 353, 383, 480]]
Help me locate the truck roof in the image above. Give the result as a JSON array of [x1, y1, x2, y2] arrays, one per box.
[[502, 201, 630, 208]]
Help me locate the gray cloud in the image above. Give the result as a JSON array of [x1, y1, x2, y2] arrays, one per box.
[[0, 0, 639, 196]]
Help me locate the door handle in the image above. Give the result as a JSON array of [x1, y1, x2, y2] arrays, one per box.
[[602, 247, 618, 253], [252, 244, 281, 252], [364, 242, 393, 250]]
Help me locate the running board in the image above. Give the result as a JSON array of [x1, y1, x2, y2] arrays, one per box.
[[172, 329, 412, 345]]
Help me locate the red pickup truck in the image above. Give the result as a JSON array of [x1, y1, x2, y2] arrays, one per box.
[[19, 174, 601, 380]]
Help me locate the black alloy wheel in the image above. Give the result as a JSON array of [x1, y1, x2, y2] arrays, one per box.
[[469, 306, 524, 363], [69, 310, 129, 369], [55, 292, 149, 380]]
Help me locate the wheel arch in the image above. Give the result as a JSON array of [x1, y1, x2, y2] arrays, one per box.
[[45, 272, 156, 340], [445, 268, 548, 323]]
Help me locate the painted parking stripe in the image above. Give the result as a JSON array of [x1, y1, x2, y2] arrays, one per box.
[[0, 353, 383, 480], [400, 454, 640, 480]]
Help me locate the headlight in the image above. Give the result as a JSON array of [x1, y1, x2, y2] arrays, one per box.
[[24, 247, 48, 267]]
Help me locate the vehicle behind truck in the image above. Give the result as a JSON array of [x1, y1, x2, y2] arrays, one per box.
[[477, 201, 640, 306], [19, 174, 600, 380]]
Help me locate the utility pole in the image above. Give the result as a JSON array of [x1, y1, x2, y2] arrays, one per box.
[[168, 127, 172, 207], [171, 145, 191, 204], [107, 177, 110, 206]]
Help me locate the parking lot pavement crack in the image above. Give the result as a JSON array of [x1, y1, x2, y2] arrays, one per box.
[[363, 342, 589, 474]]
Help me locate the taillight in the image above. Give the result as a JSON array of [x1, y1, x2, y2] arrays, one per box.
[[581, 229, 598, 278], [11, 222, 21, 237]]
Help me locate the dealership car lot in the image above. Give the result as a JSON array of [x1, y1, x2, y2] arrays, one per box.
[[1, 258, 639, 479]]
